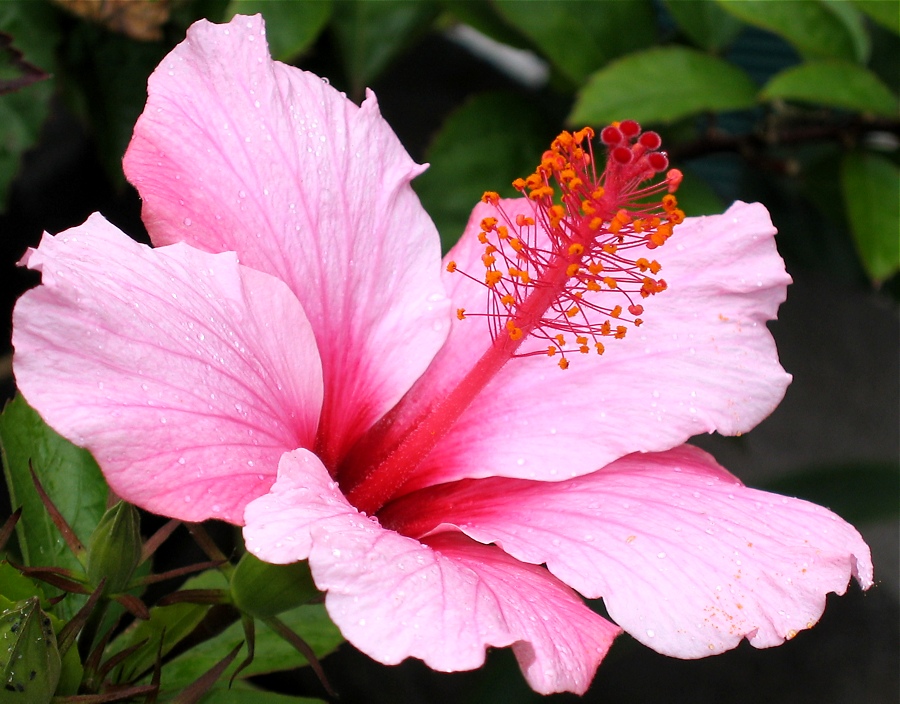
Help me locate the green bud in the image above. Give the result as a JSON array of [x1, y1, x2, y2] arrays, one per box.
[[86, 502, 142, 595], [0, 598, 61, 703], [231, 553, 319, 618]]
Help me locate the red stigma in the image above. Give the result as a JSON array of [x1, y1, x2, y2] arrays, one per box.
[[450, 122, 684, 369]]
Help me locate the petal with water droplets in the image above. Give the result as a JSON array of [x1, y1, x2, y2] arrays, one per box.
[[13, 213, 323, 523], [398, 200, 792, 491], [124, 14, 449, 467], [243, 448, 619, 694], [383, 444, 872, 658]]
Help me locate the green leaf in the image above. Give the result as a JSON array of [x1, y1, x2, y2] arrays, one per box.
[[852, 0, 900, 34], [0, 598, 61, 702], [841, 151, 900, 282], [331, 0, 439, 99], [762, 462, 899, 524], [570, 46, 758, 127], [762, 59, 898, 116], [198, 682, 325, 704], [224, 0, 332, 61], [715, 0, 867, 62], [662, 0, 743, 52], [492, 0, 657, 84], [0, 0, 60, 211], [0, 562, 45, 602], [159, 602, 343, 693], [106, 570, 225, 682], [0, 395, 108, 621], [413, 91, 551, 251]]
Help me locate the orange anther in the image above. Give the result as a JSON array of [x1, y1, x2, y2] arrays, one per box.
[[566, 306, 580, 318], [446, 261, 457, 273], [569, 243, 584, 256], [574, 126, 594, 143], [481, 191, 500, 205], [566, 263, 580, 277], [515, 214, 534, 227], [485, 271, 503, 287], [610, 305, 622, 318], [548, 204, 565, 227], [602, 277, 618, 289], [456, 308, 466, 319], [481, 217, 498, 232], [595, 342, 605, 355], [529, 186, 554, 200], [615, 326, 627, 339], [558, 357, 569, 370]]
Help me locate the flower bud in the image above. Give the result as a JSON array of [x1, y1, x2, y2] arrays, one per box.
[[230, 553, 319, 618], [86, 501, 142, 595], [0, 597, 61, 702]]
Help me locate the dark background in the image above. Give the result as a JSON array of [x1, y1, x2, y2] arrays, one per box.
[[1, 4, 897, 703]]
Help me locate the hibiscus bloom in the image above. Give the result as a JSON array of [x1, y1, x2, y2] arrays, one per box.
[[12, 15, 871, 695]]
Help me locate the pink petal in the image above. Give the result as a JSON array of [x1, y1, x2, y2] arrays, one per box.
[[396, 200, 792, 491], [383, 444, 873, 658], [123, 15, 450, 467], [13, 213, 323, 524], [243, 449, 620, 694]]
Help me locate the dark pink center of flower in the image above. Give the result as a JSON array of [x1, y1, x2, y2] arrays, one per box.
[[339, 123, 684, 515]]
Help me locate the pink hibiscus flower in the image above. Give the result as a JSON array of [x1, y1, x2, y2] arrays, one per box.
[[12, 15, 871, 695]]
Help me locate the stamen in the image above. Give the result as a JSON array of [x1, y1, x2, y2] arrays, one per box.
[[449, 121, 683, 368], [341, 122, 685, 515]]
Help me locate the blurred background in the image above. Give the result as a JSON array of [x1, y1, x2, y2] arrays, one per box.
[[0, 1, 897, 702]]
